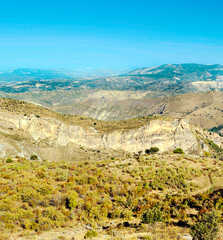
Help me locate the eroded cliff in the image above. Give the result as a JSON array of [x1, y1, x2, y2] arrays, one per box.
[[0, 108, 221, 161]]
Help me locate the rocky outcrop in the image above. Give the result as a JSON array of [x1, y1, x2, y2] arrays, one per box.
[[0, 111, 214, 160], [102, 119, 201, 154]]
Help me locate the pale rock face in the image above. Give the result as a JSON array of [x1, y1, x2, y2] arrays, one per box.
[[57, 124, 87, 146], [26, 118, 60, 142], [199, 140, 210, 152], [0, 111, 221, 159], [102, 119, 200, 154]]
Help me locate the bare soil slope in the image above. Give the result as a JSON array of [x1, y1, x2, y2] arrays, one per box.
[[48, 91, 223, 130]]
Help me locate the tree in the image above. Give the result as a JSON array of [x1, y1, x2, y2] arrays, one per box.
[[145, 147, 159, 154], [174, 148, 184, 154], [30, 154, 38, 160]]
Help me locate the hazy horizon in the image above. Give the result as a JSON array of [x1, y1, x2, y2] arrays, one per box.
[[1, 63, 223, 72]]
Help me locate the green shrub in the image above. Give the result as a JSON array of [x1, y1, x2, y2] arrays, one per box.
[[6, 158, 14, 163], [30, 154, 38, 160], [190, 211, 219, 240], [141, 207, 163, 224], [150, 147, 159, 153], [145, 147, 159, 154], [84, 229, 98, 239], [174, 148, 184, 154], [145, 149, 150, 154], [120, 209, 133, 220], [65, 191, 79, 210]]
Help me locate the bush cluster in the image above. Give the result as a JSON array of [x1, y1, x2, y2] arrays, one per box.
[[145, 147, 159, 154], [141, 207, 163, 224]]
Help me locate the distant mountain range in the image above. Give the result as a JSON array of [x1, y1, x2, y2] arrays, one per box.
[[127, 63, 223, 81], [0, 68, 130, 82], [1, 63, 223, 93]]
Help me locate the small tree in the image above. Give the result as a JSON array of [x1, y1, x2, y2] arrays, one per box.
[[174, 148, 184, 154], [6, 158, 14, 163], [145, 149, 151, 154], [150, 147, 159, 153], [30, 154, 38, 160], [190, 211, 219, 240]]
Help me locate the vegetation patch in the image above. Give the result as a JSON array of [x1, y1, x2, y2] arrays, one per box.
[[0, 155, 222, 238], [84, 229, 98, 239], [145, 147, 159, 154], [191, 211, 219, 240]]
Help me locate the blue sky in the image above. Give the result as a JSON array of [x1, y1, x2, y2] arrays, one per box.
[[0, 0, 223, 69]]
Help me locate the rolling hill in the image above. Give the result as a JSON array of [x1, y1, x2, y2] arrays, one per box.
[[4, 90, 222, 131], [0, 64, 223, 135]]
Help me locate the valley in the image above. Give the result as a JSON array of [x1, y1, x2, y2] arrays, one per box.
[[2, 89, 223, 131], [1, 64, 223, 133], [2, 0, 223, 238]]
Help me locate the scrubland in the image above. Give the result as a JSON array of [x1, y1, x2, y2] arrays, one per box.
[[1, 153, 223, 239]]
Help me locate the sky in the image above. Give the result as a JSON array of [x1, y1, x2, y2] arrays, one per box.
[[0, 0, 223, 69]]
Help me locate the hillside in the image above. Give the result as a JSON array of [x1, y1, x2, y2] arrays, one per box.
[[2, 153, 223, 240], [0, 97, 222, 161], [10, 90, 221, 131], [0, 98, 223, 239], [52, 91, 223, 130], [0, 66, 223, 239]]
